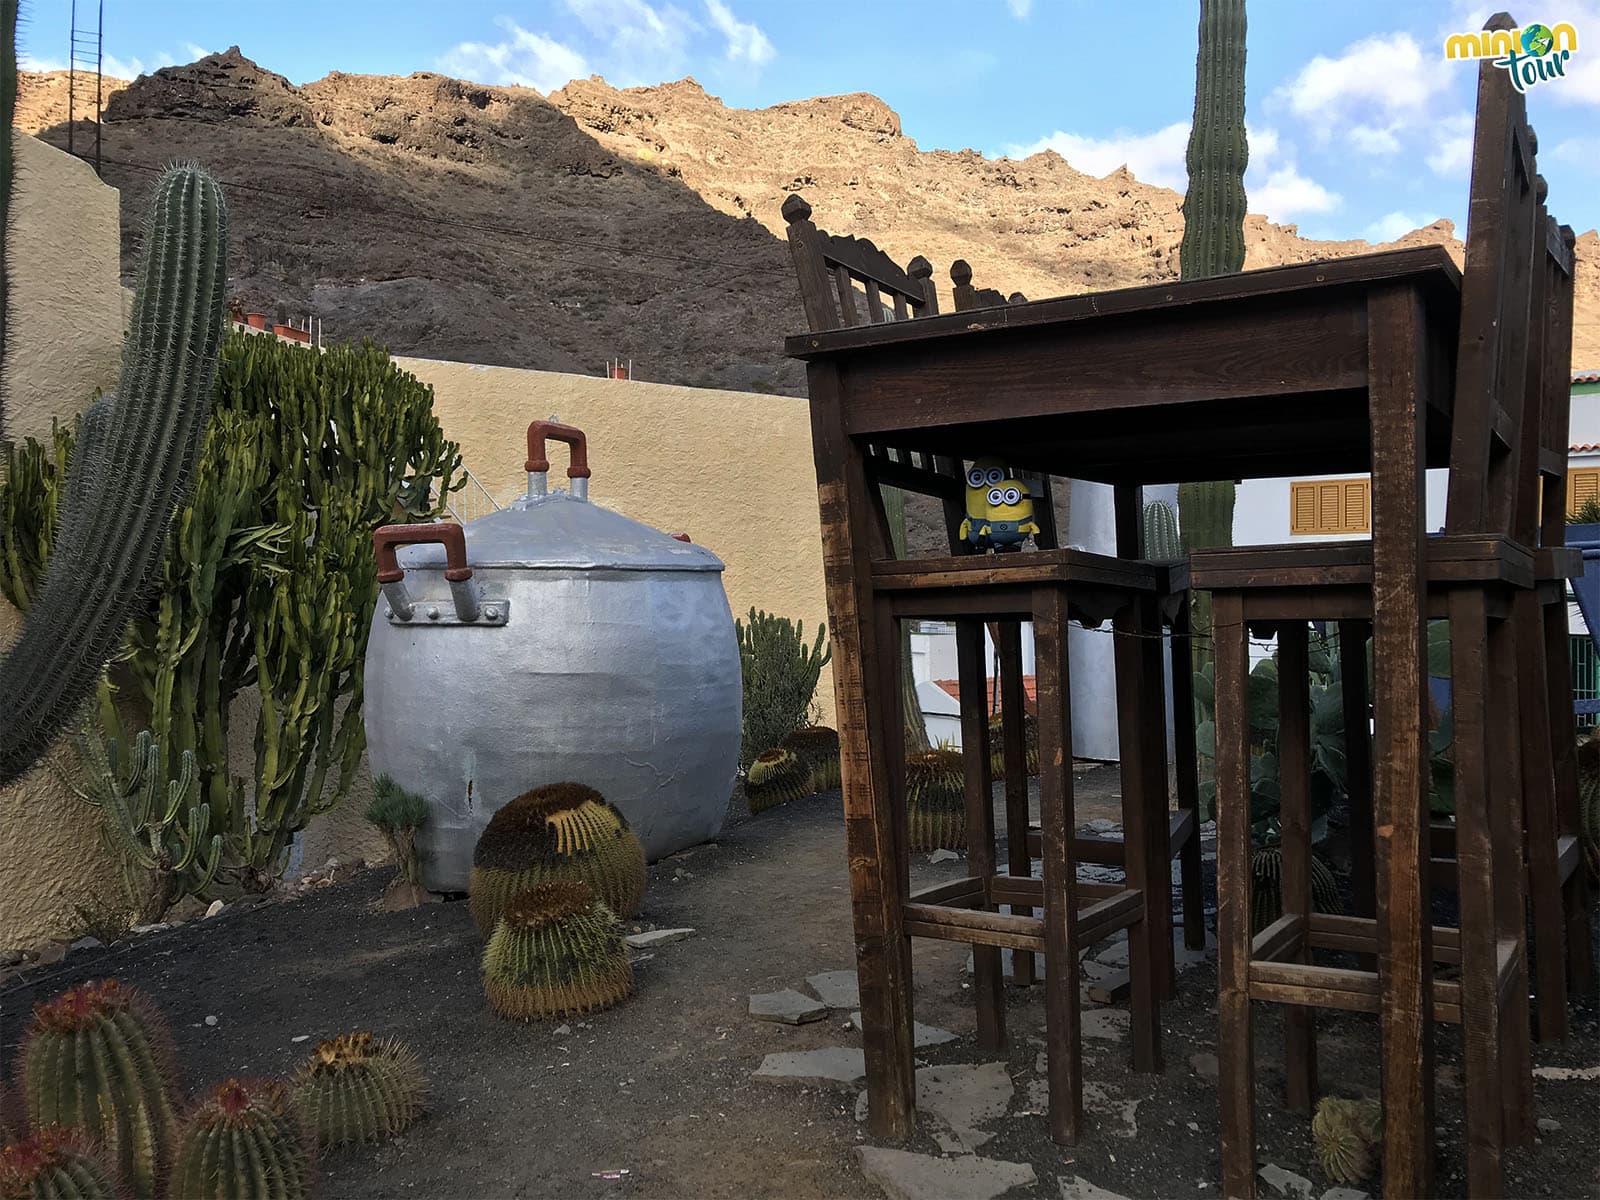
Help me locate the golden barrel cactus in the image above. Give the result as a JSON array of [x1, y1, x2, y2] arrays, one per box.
[[745, 747, 810, 813], [906, 749, 967, 852], [780, 726, 842, 792], [170, 1080, 312, 1200], [291, 1032, 426, 1148], [482, 881, 633, 1021], [0, 1128, 118, 1200]]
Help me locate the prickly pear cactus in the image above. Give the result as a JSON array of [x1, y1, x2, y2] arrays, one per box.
[[987, 711, 1039, 779], [780, 725, 842, 793], [291, 1032, 426, 1147], [0, 1127, 118, 1200], [746, 747, 810, 813], [470, 782, 645, 936], [20, 980, 177, 1200], [1250, 845, 1343, 933], [482, 881, 634, 1021], [906, 748, 967, 852], [170, 1080, 312, 1200], [1312, 1095, 1382, 1185]]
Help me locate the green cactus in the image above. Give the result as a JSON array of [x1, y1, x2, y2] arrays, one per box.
[[1312, 1096, 1382, 1185], [0, 421, 73, 613], [170, 1080, 312, 1200], [20, 980, 177, 1199], [1179, 478, 1237, 676], [70, 728, 221, 925], [470, 783, 645, 936], [0, 1128, 118, 1200], [1579, 736, 1600, 881], [366, 775, 430, 885], [987, 710, 1039, 779], [1180, 0, 1248, 280], [906, 748, 967, 852], [780, 726, 841, 793], [745, 747, 810, 813], [482, 881, 634, 1021], [1142, 499, 1182, 560], [291, 1032, 426, 1148], [735, 608, 831, 771], [1250, 844, 1343, 934], [0, 161, 228, 786]]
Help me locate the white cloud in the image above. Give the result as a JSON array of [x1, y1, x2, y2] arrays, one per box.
[[1364, 210, 1428, 242], [1250, 163, 1341, 219], [1004, 121, 1191, 189], [183, 43, 213, 62], [1426, 110, 1474, 177], [564, 0, 697, 86], [436, 18, 589, 92], [704, 0, 774, 66], [1005, 0, 1033, 16], [1274, 33, 1451, 147], [1348, 123, 1402, 155], [18, 52, 66, 72], [21, 42, 211, 78], [1554, 136, 1600, 169]]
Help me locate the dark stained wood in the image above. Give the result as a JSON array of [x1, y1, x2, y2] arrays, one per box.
[[1250, 913, 1306, 963], [957, 620, 1006, 1051], [997, 621, 1036, 987], [1275, 622, 1318, 1113], [1171, 594, 1207, 951], [1338, 619, 1376, 973], [873, 547, 1162, 591], [907, 877, 985, 906]]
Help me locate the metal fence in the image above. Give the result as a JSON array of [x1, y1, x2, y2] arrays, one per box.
[[1571, 634, 1600, 730]]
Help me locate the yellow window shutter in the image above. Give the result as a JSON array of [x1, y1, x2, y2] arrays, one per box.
[[1290, 477, 1371, 534], [1343, 480, 1370, 532], [1570, 467, 1600, 515], [1291, 482, 1315, 534]]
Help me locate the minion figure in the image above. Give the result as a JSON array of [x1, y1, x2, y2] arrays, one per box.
[[960, 458, 1040, 552]]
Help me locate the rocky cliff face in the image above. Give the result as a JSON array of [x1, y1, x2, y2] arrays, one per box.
[[17, 49, 1600, 394]]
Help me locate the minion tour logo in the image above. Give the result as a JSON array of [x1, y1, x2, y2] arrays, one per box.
[[1444, 21, 1579, 93]]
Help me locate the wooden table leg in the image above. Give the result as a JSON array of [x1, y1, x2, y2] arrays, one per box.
[[1034, 585, 1082, 1144], [1213, 592, 1255, 1200], [1275, 620, 1319, 1114], [1172, 595, 1207, 951], [806, 362, 915, 1138], [958, 619, 1006, 1051], [1337, 620, 1376, 933], [998, 620, 1037, 986], [1114, 597, 1163, 1073], [1366, 284, 1434, 1199], [1542, 587, 1598, 998]]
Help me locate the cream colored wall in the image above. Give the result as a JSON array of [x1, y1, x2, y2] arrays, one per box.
[[394, 357, 834, 726]]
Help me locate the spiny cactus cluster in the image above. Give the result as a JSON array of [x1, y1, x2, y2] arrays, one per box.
[[0, 1127, 118, 1200], [780, 725, 842, 793], [170, 1079, 312, 1200], [1311, 1095, 1382, 1185], [987, 711, 1039, 779], [745, 747, 810, 814], [470, 783, 645, 936], [291, 1032, 426, 1148], [1250, 845, 1343, 934], [906, 749, 967, 852], [19, 980, 176, 1199], [482, 880, 634, 1021], [735, 608, 830, 771]]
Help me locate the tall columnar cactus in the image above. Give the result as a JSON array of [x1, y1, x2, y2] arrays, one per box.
[[482, 881, 634, 1021], [1179, 478, 1237, 672], [20, 981, 178, 1199], [469, 783, 645, 936], [170, 1080, 312, 1200], [290, 1032, 426, 1148], [905, 748, 967, 852], [0, 1128, 119, 1200], [745, 747, 810, 814], [0, 161, 227, 785], [1142, 499, 1181, 560], [780, 725, 841, 793], [735, 608, 831, 771], [1180, 0, 1248, 281]]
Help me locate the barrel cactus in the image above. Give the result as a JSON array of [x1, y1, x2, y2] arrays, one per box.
[[482, 880, 634, 1021], [291, 1031, 425, 1148], [0, 1128, 118, 1200], [20, 980, 176, 1199], [170, 1079, 312, 1200], [906, 748, 967, 852], [1250, 845, 1343, 933], [1312, 1096, 1382, 1185], [745, 747, 810, 813], [987, 711, 1039, 778], [469, 782, 645, 936], [780, 725, 841, 792]]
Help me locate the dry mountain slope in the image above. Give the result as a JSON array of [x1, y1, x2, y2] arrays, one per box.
[[17, 50, 1600, 395]]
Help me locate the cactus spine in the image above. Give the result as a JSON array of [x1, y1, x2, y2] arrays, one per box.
[[1142, 499, 1181, 560], [470, 783, 646, 936], [987, 711, 1039, 779], [291, 1032, 426, 1148], [0, 1128, 118, 1200], [170, 1080, 312, 1200], [905, 749, 967, 852], [482, 881, 634, 1021], [745, 747, 810, 813], [1250, 845, 1342, 934], [20, 981, 177, 1199], [1312, 1096, 1382, 1185], [1180, 0, 1248, 280], [0, 163, 227, 784], [779, 725, 841, 793]]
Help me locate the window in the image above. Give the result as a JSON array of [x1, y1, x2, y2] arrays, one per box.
[[1289, 478, 1370, 536], [1568, 466, 1600, 516]]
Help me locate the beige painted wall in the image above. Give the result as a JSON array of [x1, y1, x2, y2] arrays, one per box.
[[395, 358, 834, 726]]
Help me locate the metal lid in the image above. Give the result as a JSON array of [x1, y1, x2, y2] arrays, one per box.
[[395, 421, 724, 574]]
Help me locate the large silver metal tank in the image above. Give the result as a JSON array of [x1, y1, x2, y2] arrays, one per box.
[[363, 422, 741, 892]]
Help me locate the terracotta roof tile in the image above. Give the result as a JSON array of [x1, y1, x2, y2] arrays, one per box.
[[1575, 368, 1600, 384], [934, 677, 1037, 716]]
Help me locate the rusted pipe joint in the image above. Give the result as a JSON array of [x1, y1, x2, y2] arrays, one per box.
[[373, 522, 480, 621], [525, 421, 592, 500]]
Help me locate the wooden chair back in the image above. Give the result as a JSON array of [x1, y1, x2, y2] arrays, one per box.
[[1446, 12, 1543, 535], [782, 193, 937, 332]]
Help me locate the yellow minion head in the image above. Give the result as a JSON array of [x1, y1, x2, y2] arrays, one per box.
[[964, 457, 1007, 525], [985, 474, 1035, 524]]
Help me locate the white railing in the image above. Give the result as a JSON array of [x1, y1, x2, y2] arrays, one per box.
[[432, 465, 501, 525]]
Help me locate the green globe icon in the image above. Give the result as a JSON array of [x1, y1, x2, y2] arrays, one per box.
[[1522, 23, 1554, 55]]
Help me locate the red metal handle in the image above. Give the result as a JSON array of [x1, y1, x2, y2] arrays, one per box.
[[525, 421, 592, 479], [373, 523, 473, 584]]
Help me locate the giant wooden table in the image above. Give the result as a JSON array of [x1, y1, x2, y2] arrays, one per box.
[[786, 247, 1463, 1192]]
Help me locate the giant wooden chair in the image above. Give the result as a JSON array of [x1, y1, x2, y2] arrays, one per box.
[[1189, 20, 1573, 1195]]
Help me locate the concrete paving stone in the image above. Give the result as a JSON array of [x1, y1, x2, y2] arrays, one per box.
[[1061, 1176, 1134, 1200], [624, 927, 695, 948], [752, 1047, 866, 1087], [1094, 940, 1130, 967], [806, 969, 861, 1008], [749, 989, 827, 1025], [1319, 1190, 1371, 1200], [914, 1062, 1013, 1152], [1258, 1163, 1315, 1199], [849, 1011, 957, 1047], [1085, 818, 1120, 834], [928, 849, 959, 863], [1533, 1065, 1600, 1080], [855, 1147, 1035, 1200], [1189, 1051, 1219, 1081]]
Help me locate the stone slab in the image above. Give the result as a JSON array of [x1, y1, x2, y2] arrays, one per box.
[[753, 1047, 866, 1087], [1258, 1164, 1315, 1199], [625, 927, 695, 948], [1061, 1177, 1134, 1200], [849, 1011, 956, 1047], [1081, 1008, 1130, 1041], [749, 989, 827, 1025], [914, 1062, 1012, 1152], [856, 1147, 1035, 1200], [806, 969, 861, 1009]]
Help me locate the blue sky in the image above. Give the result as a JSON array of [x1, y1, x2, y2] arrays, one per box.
[[17, 0, 1600, 242]]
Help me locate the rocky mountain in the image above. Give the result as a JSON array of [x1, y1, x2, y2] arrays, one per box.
[[17, 49, 1600, 398]]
